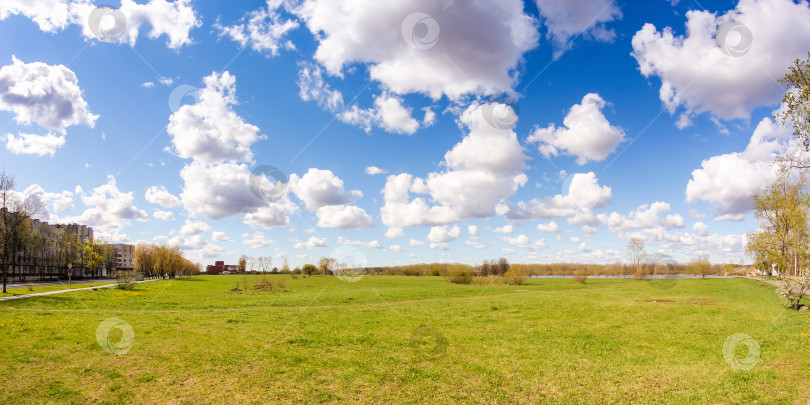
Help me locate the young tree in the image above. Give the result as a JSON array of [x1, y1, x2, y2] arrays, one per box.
[[318, 257, 337, 276], [99, 242, 117, 276], [777, 52, 810, 154], [689, 254, 712, 279], [626, 237, 648, 279], [302, 263, 317, 276], [0, 171, 43, 292], [82, 240, 103, 279], [746, 169, 809, 277], [747, 170, 810, 310]]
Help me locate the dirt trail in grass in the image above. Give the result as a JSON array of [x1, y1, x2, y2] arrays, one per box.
[[746, 276, 781, 287], [0, 279, 161, 302]]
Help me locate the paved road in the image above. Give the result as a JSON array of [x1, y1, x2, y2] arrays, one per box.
[[0, 279, 160, 302], [747, 276, 781, 287]]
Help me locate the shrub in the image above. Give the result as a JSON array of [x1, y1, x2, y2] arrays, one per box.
[[573, 269, 587, 284], [290, 273, 298, 280], [253, 276, 288, 291], [115, 270, 136, 290], [504, 275, 524, 285], [472, 277, 494, 285], [446, 269, 473, 284]]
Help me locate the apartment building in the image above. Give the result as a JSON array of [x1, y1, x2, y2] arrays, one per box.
[[113, 244, 135, 271]]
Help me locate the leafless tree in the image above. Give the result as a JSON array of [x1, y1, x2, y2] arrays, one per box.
[[495, 257, 510, 276], [626, 237, 648, 280]]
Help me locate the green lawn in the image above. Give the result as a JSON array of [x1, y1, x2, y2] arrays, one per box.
[[0, 275, 807, 404]]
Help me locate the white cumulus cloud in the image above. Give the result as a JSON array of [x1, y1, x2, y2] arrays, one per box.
[[527, 93, 625, 164]]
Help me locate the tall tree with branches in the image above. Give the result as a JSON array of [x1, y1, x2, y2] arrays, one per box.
[[746, 169, 810, 310], [0, 170, 43, 292], [626, 237, 648, 280]]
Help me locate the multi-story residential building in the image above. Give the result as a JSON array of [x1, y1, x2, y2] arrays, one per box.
[[113, 244, 135, 271], [2, 208, 96, 280]]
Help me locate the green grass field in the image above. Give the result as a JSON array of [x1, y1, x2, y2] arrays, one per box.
[[0, 275, 807, 404]]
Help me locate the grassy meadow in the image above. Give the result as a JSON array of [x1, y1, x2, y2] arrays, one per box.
[[0, 274, 808, 404]]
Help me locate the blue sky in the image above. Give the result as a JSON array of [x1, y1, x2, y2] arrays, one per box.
[[0, 0, 808, 268]]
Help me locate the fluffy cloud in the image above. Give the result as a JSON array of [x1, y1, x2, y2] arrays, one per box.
[[631, 0, 810, 123], [289, 168, 362, 211], [294, 236, 328, 249], [316, 205, 375, 229], [171, 71, 298, 225], [212, 231, 231, 241], [296, 64, 423, 135], [167, 71, 261, 165], [535, 0, 622, 56], [693, 221, 708, 237], [73, 0, 200, 49], [180, 162, 264, 219], [685, 114, 792, 220], [503, 234, 530, 248], [9, 184, 74, 221], [337, 236, 384, 249], [492, 225, 514, 234], [384, 227, 405, 239], [4, 132, 65, 156], [536, 221, 560, 233], [215, 0, 298, 56], [243, 200, 298, 229], [243, 232, 272, 249], [179, 219, 210, 236], [468, 225, 479, 239], [0, 57, 97, 134], [0, 0, 74, 31], [62, 175, 147, 233], [294, 0, 539, 99], [498, 172, 611, 222], [381, 103, 528, 230], [365, 166, 387, 175], [296, 62, 344, 113], [598, 202, 685, 234], [427, 225, 461, 243], [3, 0, 201, 49], [527, 93, 625, 164], [145, 185, 181, 208], [152, 209, 175, 221], [409, 239, 425, 246], [466, 240, 485, 249]]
